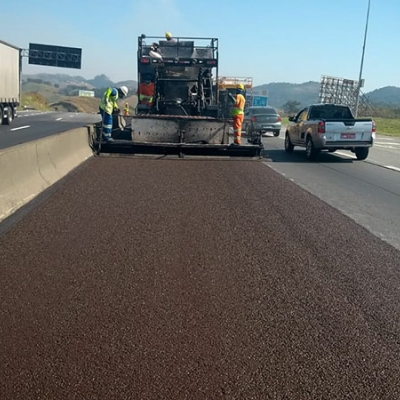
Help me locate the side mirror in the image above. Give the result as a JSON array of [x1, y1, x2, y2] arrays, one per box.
[[288, 116, 295, 122]]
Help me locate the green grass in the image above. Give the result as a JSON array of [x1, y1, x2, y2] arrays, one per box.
[[20, 92, 51, 111], [22, 82, 64, 103], [280, 116, 400, 137], [373, 117, 400, 136]]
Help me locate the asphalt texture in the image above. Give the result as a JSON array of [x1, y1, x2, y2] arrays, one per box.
[[1, 157, 400, 399]]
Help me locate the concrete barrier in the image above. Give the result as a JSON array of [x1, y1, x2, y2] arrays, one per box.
[[0, 126, 94, 223]]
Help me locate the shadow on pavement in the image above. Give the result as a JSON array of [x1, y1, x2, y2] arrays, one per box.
[[262, 149, 354, 164]]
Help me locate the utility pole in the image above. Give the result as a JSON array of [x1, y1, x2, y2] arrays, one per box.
[[354, 0, 371, 118]]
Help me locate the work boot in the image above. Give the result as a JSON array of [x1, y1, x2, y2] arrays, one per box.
[[102, 135, 114, 142]]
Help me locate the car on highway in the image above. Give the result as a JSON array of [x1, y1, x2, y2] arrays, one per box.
[[243, 106, 282, 138], [284, 103, 375, 160]]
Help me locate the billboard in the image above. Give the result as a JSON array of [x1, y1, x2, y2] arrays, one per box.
[[252, 95, 268, 107], [78, 90, 95, 97], [28, 43, 82, 69]]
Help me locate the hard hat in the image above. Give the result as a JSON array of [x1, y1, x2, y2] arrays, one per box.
[[237, 83, 245, 90], [165, 32, 172, 39], [119, 86, 128, 97]]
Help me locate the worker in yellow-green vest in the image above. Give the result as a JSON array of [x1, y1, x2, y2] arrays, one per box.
[[99, 85, 128, 142], [229, 83, 246, 145]]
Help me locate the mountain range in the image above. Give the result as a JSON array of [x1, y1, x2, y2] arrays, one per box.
[[22, 73, 400, 108]]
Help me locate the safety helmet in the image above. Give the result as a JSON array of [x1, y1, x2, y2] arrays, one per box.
[[165, 32, 172, 39], [237, 83, 245, 90], [119, 86, 128, 97]]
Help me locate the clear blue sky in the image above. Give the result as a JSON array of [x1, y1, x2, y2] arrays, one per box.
[[1, 0, 399, 92]]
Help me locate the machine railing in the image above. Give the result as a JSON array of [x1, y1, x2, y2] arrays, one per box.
[[138, 35, 218, 60]]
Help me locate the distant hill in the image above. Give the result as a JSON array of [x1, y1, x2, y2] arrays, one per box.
[[253, 82, 400, 109], [22, 73, 400, 108], [253, 81, 320, 108], [23, 73, 138, 91], [365, 86, 400, 106]]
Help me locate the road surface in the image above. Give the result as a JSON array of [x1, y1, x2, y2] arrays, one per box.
[[0, 111, 101, 149], [1, 156, 400, 399], [257, 130, 400, 250]]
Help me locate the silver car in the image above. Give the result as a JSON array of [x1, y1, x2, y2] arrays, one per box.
[[243, 106, 282, 137]]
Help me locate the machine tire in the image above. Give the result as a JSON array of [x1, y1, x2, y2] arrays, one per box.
[[355, 147, 369, 160], [273, 130, 280, 137], [305, 136, 319, 160], [284, 132, 294, 153], [247, 124, 254, 137]]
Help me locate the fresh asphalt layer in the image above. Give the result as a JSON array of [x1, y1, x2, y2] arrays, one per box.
[[1, 157, 400, 399]]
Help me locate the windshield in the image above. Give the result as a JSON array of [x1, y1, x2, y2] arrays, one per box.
[[310, 106, 353, 120], [251, 107, 276, 115]]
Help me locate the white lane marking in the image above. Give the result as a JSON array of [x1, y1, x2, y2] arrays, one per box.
[[270, 136, 400, 173], [56, 117, 63, 121], [375, 142, 400, 146], [376, 137, 400, 141], [374, 144, 400, 149], [10, 125, 30, 131], [384, 166, 400, 172]]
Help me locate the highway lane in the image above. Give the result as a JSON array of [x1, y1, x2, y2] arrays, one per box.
[[365, 135, 400, 171], [260, 131, 400, 251], [1, 158, 400, 399], [0, 111, 101, 150]]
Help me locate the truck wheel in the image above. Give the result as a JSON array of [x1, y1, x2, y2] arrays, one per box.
[[355, 147, 369, 160], [273, 130, 280, 137], [4, 108, 13, 125], [306, 136, 319, 160], [284, 132, 294, 153], [0, 107, 3, 126]]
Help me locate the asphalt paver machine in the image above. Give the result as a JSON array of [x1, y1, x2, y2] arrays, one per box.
[[92, 34, 263, 158]]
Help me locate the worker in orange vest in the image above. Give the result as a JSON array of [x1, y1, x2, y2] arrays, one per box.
[[229, 83, 246, 145], [138, 75, 155, 107], [124, 102, 129, 116]]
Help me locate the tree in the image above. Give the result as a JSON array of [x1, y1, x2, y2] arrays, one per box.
[[283, 100, 301, 115]]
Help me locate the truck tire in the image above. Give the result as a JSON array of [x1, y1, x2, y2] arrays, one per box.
[[4, 106, 13, 125], [273, 130, 280, 137], [305, 136, 319, 160], [284, 132, 294, 153], [355, 147, 369, 160], [0, 107, 3, 126]]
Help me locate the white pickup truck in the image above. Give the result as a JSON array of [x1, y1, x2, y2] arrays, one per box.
[[284, 104, 376, 160]]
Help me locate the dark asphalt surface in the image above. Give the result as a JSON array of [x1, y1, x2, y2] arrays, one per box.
[[1, 157, 400, 399]]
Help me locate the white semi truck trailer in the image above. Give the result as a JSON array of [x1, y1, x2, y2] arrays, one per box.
[[0, 40, 21, 125]]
